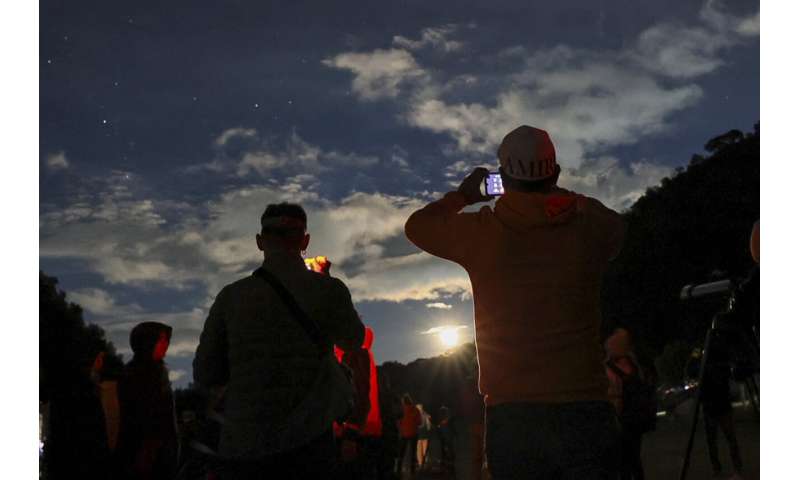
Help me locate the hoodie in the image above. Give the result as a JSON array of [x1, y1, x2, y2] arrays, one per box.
[[117, 322, 178, 479], [405, 188, 625, 405]]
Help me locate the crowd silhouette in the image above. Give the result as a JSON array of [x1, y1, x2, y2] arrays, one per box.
[[40, 125, 759, 480]]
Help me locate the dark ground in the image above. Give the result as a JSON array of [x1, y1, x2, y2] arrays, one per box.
[[404, 402, 759, 480]]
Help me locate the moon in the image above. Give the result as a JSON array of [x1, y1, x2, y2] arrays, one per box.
[[438, 327, 460, 348]]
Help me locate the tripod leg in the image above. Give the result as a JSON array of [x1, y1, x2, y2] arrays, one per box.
[[679, 324, 715, 480]]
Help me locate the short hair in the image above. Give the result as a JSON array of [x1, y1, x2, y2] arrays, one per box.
[[260, 202, 307, 237]]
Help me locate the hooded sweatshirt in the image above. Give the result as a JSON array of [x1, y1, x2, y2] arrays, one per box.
[[405, 189, 625, 406], [117, 322, 178, 479], [342, 327, 383, 436]]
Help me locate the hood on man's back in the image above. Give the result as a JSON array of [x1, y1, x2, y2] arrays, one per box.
[[130, 321, 172, 361], [494, 188, 580, 231]]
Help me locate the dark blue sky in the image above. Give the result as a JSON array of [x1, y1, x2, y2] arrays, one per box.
[[40, 0, 759, 386]]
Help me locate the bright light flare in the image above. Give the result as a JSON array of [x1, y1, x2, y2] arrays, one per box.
[[438, 327, 460, 348]]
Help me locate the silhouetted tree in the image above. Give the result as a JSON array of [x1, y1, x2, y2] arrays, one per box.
[[602, 124, 759, 365], [40, 271, 123, 402]]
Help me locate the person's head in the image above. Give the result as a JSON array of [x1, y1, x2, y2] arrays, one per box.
[[604, 327, 634, 358], [750, 219, 759, 264], [256, 202, 310, 257], [130, 321, 173, 363], [497, 125, 560, 193]]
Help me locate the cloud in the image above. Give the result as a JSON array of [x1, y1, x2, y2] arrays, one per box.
[[630, 1, 758, 79], [420, 325, 468, 335], [425, 302, 452, 310], [69, 288, 143, 316], [322, 49, 430, 101], [214, 127, 257, 147], [169, 370, 187, 382], [323, 3, 757, 210], [40, 171, 471, 303], [559, 157, 674, 211], [393, 25, 464, 53], [46, 151, 70, 170]]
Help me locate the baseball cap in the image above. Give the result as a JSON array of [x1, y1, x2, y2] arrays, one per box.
[[497, 125, 558, 181]]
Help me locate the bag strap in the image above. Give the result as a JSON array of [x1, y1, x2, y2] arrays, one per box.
[[253, 267, 327, 355]]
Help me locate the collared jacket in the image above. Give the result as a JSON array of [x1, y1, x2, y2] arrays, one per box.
[[405, 188, 625, 406], [193, 253, 365, 458]]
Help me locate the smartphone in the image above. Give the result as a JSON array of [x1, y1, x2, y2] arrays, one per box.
[[484, 172, 505, 196]]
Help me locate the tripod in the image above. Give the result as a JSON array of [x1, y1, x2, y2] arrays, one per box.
[[678, 286, 759, 480]]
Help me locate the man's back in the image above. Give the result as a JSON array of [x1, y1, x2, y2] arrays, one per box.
[[193, 253, 364, 457], [405, 188, 624, 405]]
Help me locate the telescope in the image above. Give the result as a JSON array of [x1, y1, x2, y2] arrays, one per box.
[[679, 279, 733, 301]]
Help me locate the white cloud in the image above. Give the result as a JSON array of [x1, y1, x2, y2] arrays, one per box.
[[40, 173, 471, 303], [46, 151, 69, 170], [323, 2, 756, 211], [559, 157, 674, 211], [70, 288, 143, 316], [393, 25, 464, 53], [235, 131, 378, 177], [420, 325, 468, 335], [425, 302, 453, 310], [214, 127, 257, 146], [322, 49, 430, 100], [632, 0, 759, 78]]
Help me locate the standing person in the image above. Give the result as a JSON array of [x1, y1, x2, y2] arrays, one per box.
[[415, 404, 432, 471], [605, 328, 655, 480], [193, 202, 365, 479], [116, 322, 179, 480], [405, 125, 625, 479], [396, 394, 422, 476], [377, 372, 401, 480], [436, 406, 455, 475], [44, 345, 112, 480], [341, 326, 384, 478]]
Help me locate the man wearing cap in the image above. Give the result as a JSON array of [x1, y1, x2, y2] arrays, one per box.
[[405, 126, 625, 479], [193, 202, 365, 477]]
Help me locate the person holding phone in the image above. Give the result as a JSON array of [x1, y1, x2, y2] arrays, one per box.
[[405, 125, 626, 479]]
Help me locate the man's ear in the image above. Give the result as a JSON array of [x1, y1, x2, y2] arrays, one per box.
[[301, 233, 310, 252], [256, 233, 265, 252]]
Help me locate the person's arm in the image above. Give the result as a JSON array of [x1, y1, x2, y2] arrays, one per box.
[[405, 168, 490, 263], [193, 287, 230, 388]]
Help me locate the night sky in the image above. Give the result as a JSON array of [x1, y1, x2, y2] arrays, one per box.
[[40, 0, 759, 387]]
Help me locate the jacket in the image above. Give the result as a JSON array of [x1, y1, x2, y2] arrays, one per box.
[[117, 322, 178, 480], [399, 403, 422, 438], [405, 188, 625, 405], [193, 253, 365, 458]]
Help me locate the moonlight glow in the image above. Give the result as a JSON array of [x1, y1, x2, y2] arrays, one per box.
[[438, 327, 460, 348]]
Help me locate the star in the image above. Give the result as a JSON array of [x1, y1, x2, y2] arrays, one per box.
[[47, 59, 52, 65], [102, 119, 108, 125], [114, 81, 119, 87], [254, 103, 260, 108], [192, 96, 198, 101], [287, 100, 293, 105]]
